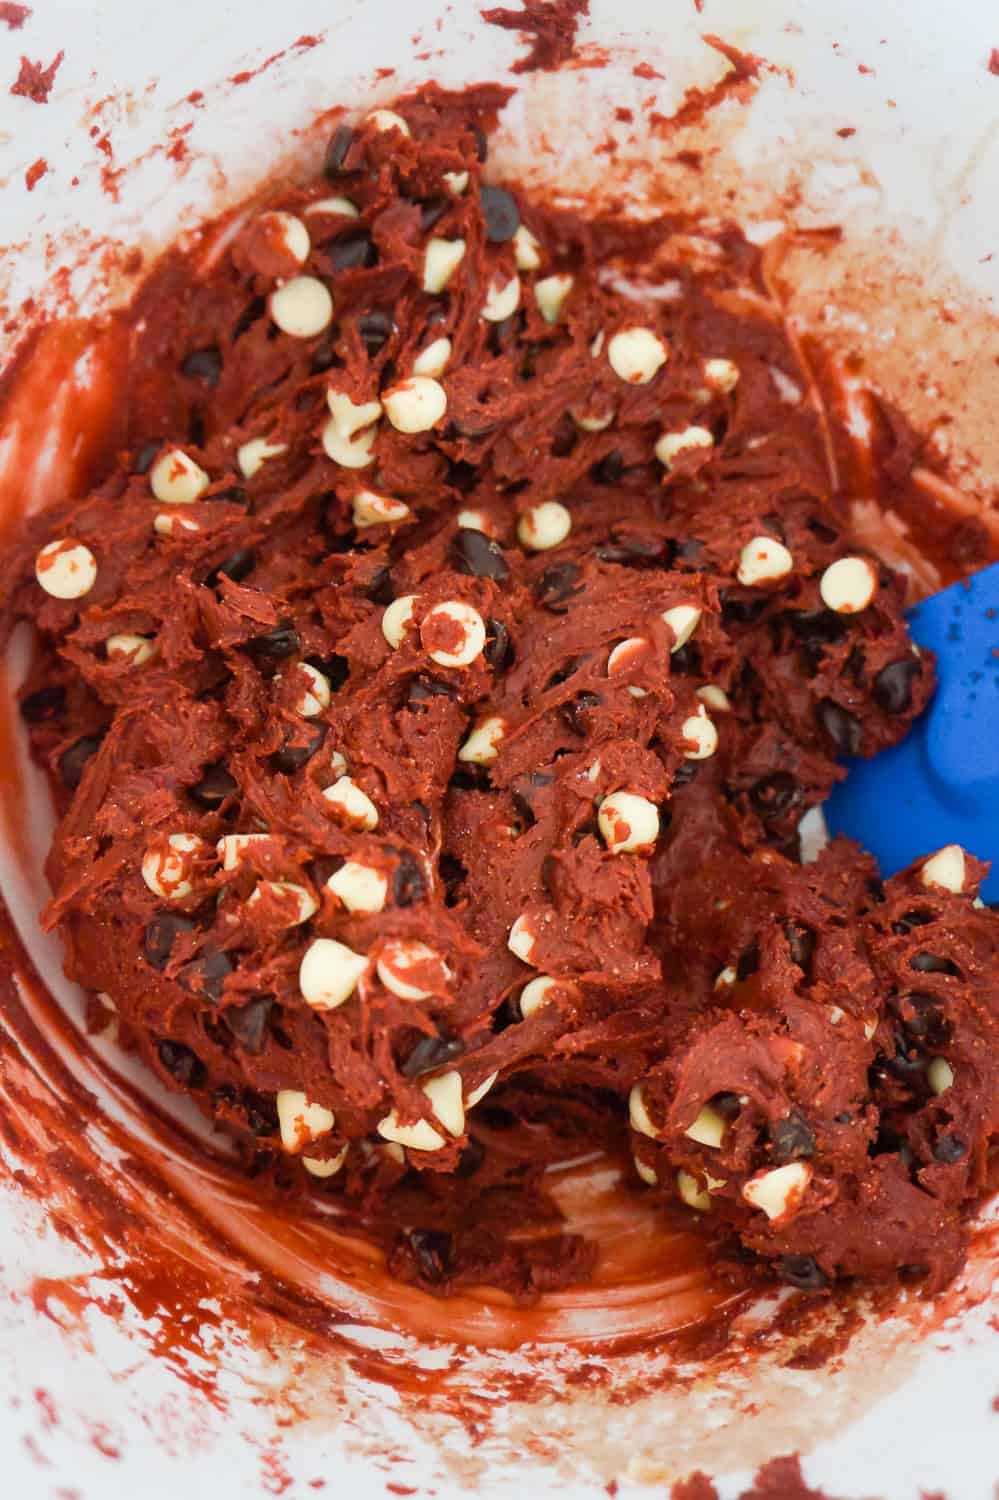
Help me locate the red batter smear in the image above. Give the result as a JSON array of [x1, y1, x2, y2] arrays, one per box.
[[9, 48, 63, 104], [988, 48, 999, 77], [24, 156, 47, 190], [481, 0, 589, 74], [674, 1456, 852, 1500], [0, 2, 30, 29]]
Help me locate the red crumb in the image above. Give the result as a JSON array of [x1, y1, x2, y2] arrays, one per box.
[[187, 89, 204, 105], [614, 106, 633, 122], [633, 61, 664, 79], [10, 49, 63, 103], [857, 62, 874, 75], [989, 48, 999, 76], [0, 2, 30, 28], [374, 66, 395, 80], [481, 0, 589, 74], [24, 156, 47, 190], [836, 126, 857, 137], [992, 1392, 999, 1410]]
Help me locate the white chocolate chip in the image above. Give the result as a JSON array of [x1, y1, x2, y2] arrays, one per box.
[[682, 704, 718, 761], [661, 604, 701, 652], [150, 448, 209, 505], [737, 536, 794, 587], [607, 638, 649, 688], [366, 108, 411, 137], [465, 1072, 498, 1108], [458, 715, 505, 765], [153, 510, 201, 538], [217, 832, 272, 870], [742, 1161, 812, 1220], [141, 833, 205, 899], [35, 539, 97, 600], [327, 861, 387, 915], [456, 509, 488, 532], [517, 500, 571, 552], [106, 632, 156, 665], [696, 684, 731, 713], [307, 195, 359, 218], [598, 791, 660, 855], [292, 662, 331, 717], [443, 169, 469, 196], [352, 489, 411, 528], [703, 357, 740, 394], [248, 880, 318, 926], [685, 1105, 727, 1149], [257, 210, 310, 265], [920, 845, 967, 894], [269, 275, 334, 339], [380, 1142, 406, 1165], [322, 418, 377, 469], [819, 556, 878, 614], [571, 406, 615, 432], [585, 759, 602, 783], [383, 376, 447, 434], [655, 425, 714, 468], [378, 1069, 465, 1151], [629, 1083, 659, 1139], [237, 437, 288, 479], [422, 600, 486, 668], [422, 237, 466, 294], [677, 1169, 713, 1212], [927, 1057, 954, 1096], [303, 1145, 348, 1179], [327, 389, 383, 437], [634, 1156, 659, 1186], [590, 330, 606, 357], [513, 225, 542, 271], [508, 915, 536, 964], [329, 750, 348, 778], [534, 272, 574, 323], [482, 275, 521, 322], [382, 594, 418, 648], [377, 939, 449, 1001], [299, 936, 369, 1011], [323, 775, 379, 830], [519, 974, 559, 1018], [412, 337, 452, 378], [714, 966, 737, 990], [607, 326, 668, 384], [276, 1089, 334, 1152]]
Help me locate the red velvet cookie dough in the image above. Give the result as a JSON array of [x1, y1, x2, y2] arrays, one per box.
[[4, 85, 996, 1300]]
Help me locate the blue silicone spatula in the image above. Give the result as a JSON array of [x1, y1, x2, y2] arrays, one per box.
[[824, 561, 999, 904]]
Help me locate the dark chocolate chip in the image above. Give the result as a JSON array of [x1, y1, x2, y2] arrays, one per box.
[[487, 312, 521, 355], [892, 909, 935, 936], [670, 642, 701, 676], [910, 952, 961, 977], [672, 761, 700, 787], [357, 309, 394, 353], [58, 732, 104, 790], [784, 922, 817, 976], [484, 617, 512, 671], [449, 528, 510, 581], [817, 700, 862, 755], [272, 719, 327, 774], [807, 516, 840, 544], [157, 1039, 206, 1088], [185, 948, 234, 1004], [880, 1035, 929, 1081], [407, 674, 459, 706], [309, 653, 350, 692], [535, 562, 582, 612], [405, 1228, 454, 1284], [932, 1134, 967, 1164], [245, 623, 302, 662], [710, 1091, 743, 1121], [206, 548, 256, 588], [144, 913, 196, 972], [872, 658, 921, 715], [438, 853, 467, 907], [720, 592, 767, 626], [596, 536, 668, 567], [471, 123, 489, 162], [446, 459, 478, 493], [323, 230, 377, 272], [870, 1127, 917, 1171], [224, 996, 274, 1055], [560, 690, 601, 735], [324, 123, 354, 178], [392, 851, 428, 907], [186, 410, 206, 448], [204, 485, 247, 506], [402, 1033, 466, 1078], [673, 538, 706, 566], [232, 295, 267, 342], [750, 772, 801, 819], [419, 197, 449, 232], [591, 449, 624, 485], [365, 568, 395, 606], [310, 335, 338, 374], [770, 1109, 815, 1163], [20, 685, 65, 724], [480, 185, 520, 242], [132, 440, 161, 475], [455, 1137, 485, 1177], [736, 941, 760, 981], [778, 1255, 828, 1292], [180, 346, 223, 387], [189, 762, 238, 810], [246, 1095, 279, 1135]]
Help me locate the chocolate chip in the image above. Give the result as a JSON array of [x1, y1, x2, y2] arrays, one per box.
[[419, 197, 449, 232], [310, 335, 338, 374], [180, 346, 223, 387], [401, 1033, 466, 1078], [405, 1228, 454, 1284], [879, 1035, 929, 1081], [58, 732, 104, 790], [910, 952, 961, 977], [673, 538, 705, 566], [672, 761, 700, 787], [365, 568, 395, 607], [245, 622, 302, 662], [206, 548, 256, 588], [438, 853, 466, 907], [132, 440, 161, 475], [224, 996, 274, 1055], [449, 528, 510, 581], [246, 1094, 279, 1135], [807, 516, 840, 544], [144, 913, 196, 972], [720, 591, 767, 626], [709, 1091, 743, 1121], [484, 617, 513, 671], [784, 922, 816, 976], [455, 1137, 485, 1177], [232, 295, 267, 342], [549, 419, 578, 458], [204, 485, 246, 506], [392, 851, 427, 907], [480, 185, 520, 242], [323, 123, 354, 178], [778, 1255, 828, 1292], [870, 1127, 917, 1171], [596, 535, 668, 567], [323, 230, 377, 272], [892, 908, 934, 936], [560, 690, 601, 735], [189, 762, 238, 810], [471, 123, 489, 162], [408, 674, 459, 706], [309, 653, 349, 692], [157, 1039, 205, 1088], [933, 1134, 967, 1164], [487, 312, 521, 355], [592, 449, 624, 485], [750, 772, 801, 819], [184, 948, 234, 1004], [358, 309, 394, 353], [770, 1109, 815, 1163], [446, 459, 478, 493], [817, 700, 862, 755], [20, 685, 65, 724], [873, 658, 921, 715], [272, 720, 327, 774], [736, 941, 760, 981], [670, 642, 701, 676], [535, 562, 582, 612]]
